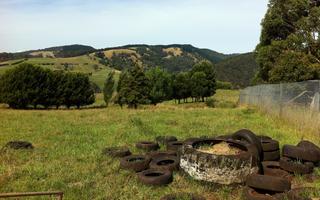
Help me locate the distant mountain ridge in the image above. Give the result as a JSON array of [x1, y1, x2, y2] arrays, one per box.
[[0, 44, 258, 87]]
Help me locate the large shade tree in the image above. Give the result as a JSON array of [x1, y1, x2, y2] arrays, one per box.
[[255, 0, 320, 83]]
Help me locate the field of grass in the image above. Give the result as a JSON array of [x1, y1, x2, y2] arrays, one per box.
[[0, 90, 319, 200], [0, 55, 118, 89]]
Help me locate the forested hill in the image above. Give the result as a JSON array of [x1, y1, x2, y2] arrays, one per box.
[[0, 44, 257, 87], [215, 53, 258, 87]]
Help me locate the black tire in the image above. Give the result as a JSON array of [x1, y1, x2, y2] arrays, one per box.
[[149, 155, 179, 171], [5, 141, 33, 149], [263, 150, 280, 161], [147, 151, 177, 160], [166, 141, 184, 152], [279, 157, 314, 174], [155, 136, 178, 145], [246, 174, 291, 192], [232, 129, 263, 161], [183, 138, 201, 146], [136, 141, 159, 152], [120, 155, 150, 172], [297, 140, 320, 160], [262, 161, 292, 181], [102, 147, 131, 158], [243, 187, 286, 200], [261, 139, 279, 152], [257, 135, 272, 140], [160, 193, 206, 200], [214, 135, 233, 140], [282, 145, 319, 163], [137, 169, 173, 186]]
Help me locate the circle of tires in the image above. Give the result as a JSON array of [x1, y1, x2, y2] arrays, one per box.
[[279, 157, 314, 174], [149, 155, 180, 171], [232, 129, 264, 161], [102, 146, 131, 158], [262, 161, 292, 181], [137, 169, 173, 186], [246, 174, 291, 193], [166, 141, 184, 152], [243, 187, 286, 200], [136, 141, 160, 152], [120, 155, 151, 172], [155, 136, 178, 145]]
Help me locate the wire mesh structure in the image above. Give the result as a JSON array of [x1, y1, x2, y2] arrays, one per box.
[[239, 80, 320, 133]]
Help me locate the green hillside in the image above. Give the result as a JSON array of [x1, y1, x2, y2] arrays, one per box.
[[0, 55, 117, 89], [0, 44, 257, 88]]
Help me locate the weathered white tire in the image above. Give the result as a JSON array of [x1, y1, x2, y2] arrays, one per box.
[[180, 139, 259, 185]]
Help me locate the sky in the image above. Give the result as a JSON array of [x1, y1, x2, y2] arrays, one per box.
[[0, 0, 269, 54]]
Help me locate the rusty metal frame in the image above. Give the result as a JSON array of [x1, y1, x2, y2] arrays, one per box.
[[0, 191, 63, 199]]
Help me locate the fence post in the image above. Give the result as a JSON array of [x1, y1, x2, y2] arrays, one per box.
[[279, 83, 283, 117]]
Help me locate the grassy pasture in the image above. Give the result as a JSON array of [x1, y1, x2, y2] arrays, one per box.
[[0, 90, 319, 200], [0, 55, 118, 89]]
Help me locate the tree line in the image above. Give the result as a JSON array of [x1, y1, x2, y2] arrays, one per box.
[[0, 63, 95, 109], [103, 61, 217, 108]]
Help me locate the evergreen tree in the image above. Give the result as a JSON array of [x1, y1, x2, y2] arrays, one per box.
[[190, 61, 217, 100], [190, 72, 208, 102], [116, 65, 150, 108], [103, 71, 115, 106], [172, 72, 190, 103], [146, 67, 172, 105]]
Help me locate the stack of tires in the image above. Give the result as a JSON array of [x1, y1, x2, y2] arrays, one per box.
[[259, 136, 280, 161], [280, 141, 320, 174]]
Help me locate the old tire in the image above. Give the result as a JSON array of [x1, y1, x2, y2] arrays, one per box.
[[5, 141, 34, 149], [297, 140, 320, 164], [243, 187, 286, 200], [120, 155, 151, 172], [263, 150, 280, 161], [257, 135, 272, 140], [149, 155, 179, 171], [160, 193, 206, 200], [261, 139, 279, 152], [246, 174, 291, 192], [102, 147, 131, 158], [262, 161, 292, 181], [232, 129, 263, 161], [147, 151, 177, 160], [155, 136, 178, 145], [137, 169, 173, 186], [282, 145, 319, 163], [279, 157, 314, 174], [166, 141, 184, 152], [136, 141, 160, 152], [180, 139, 259, 184]]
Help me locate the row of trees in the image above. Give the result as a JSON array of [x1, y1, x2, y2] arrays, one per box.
[[103, 61, 217, 108], [255, 0, 320, 83], [0, 63, 95, 109]]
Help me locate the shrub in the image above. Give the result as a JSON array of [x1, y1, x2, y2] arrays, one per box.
[[206, 97, 216, 108], [0, 63, 95, 109]]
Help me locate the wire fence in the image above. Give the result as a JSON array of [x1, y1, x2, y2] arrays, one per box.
[[239, 80, 320, 133]]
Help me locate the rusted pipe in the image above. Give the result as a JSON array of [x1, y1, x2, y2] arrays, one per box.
[[0, 191, 63, 199]]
